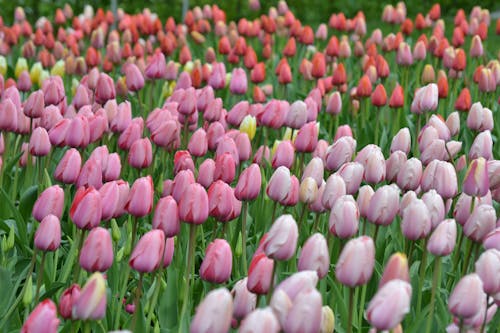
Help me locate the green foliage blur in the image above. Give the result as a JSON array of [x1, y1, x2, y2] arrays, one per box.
[[1, 0, 499, 25]]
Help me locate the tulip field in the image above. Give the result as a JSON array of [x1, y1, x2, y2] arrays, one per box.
[[1, 1, 500, 332]]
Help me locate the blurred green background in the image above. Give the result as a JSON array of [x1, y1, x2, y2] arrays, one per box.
[[1, 0, 499, 25]]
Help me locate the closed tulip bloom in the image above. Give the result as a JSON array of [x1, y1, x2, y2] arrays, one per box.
[[336, 236, 375, 287], [125, 176, 154, 217], [21, 299, 60, 333], [76, 158, 103, 190], [422, 190, 446, 228], [272, 140, 295, 169], [371, 84, 387, 107], [324, 136, 356, 171], [379, 253, 410, 288], [469, 130, 493, 161], [153, 196, 180, 237], [421, 160, 458, 199], [401, 199, 432, 240], [190, 288, 233, 333], [72, 272, 107, 320], [283, 288, 323, 333], [411, 83, 438, 114], [232, 278, 257, 320], [386, 151, 407, 183], [263, 214, 298, 261], [128, 138, 153, 169], [200, 239, 233, 283], [32, 185, 64, 221], [215, 135, 240, 166], [294, 122, 319, 153], [396, 158, 422, 191], [285, 101, 308, 129], [463, 204, 497, 243], [70, 186, 102, 229], [214, 152, 236, 184], [208, 62, 226, 89], [129, 229, 165, 273], [389, 84, 404, 109], [208, 180, 240, 222], [98, 181, 119, 221], [329, 195, 359, 238], [125, 63, 144, 92], [239, 308, 280, 333], [427, 219, 457, 256], [449, 273, 484, 319], [362, 148, 386, 184], [475, 249, 500, 295], [104, 153, 121, 182], [483, 228, 500, 251], [367, 185, 400, 226], [298, 233, 330, 278], [247, 252, 274, 294], [145, 52, 167, 79], [235, 163, 261, 201], [0, 99, 19, 132], [34, 214, 61, 251], [197, 159, 215, 189], [396, 42, 413, 66], [179, 183, 209, 224], [337, 162, 365, 195], [118, 119, 143, 151], [230, 68, 248, 95], [463, 157, 489, 197], [446, 112, 460, 137], [467, 102, 493, 132], [95, 73, 116, 104], [54, 148, 81, 184], [357, 185, 375, 219], [59, 284, 81, 319], [65, 116, 90, 149], [79, 227, 113, 272], [172, 170, 196, 202], [390, 128, 411, 154], [366, 280, 412, 330], [24, 90, 45, 118], [267, 166, 292, 202], [326, 91, 342, 115], [188, 128, 208, 157]]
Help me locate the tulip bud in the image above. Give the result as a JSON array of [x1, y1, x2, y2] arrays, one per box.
[[125, 176, 154, 217], [200, 238, 232, 283], [379, 253, 410, 288], [336, 236, 375, 287], [70, 186, 102, 229], [266, 166, 292, 202], [475, 249, 500, 295], [190, 288, 233, 333], [79, 227, 113, 272], [21, 299, 60, 333], [231, 278, 257, 320], [34, 214, 61, 252], [129, 230, 165, 273], [298, 233, 330, 278], [283, 288, 323, 333], [263, 214, 298, 261], [367, 185, 400, 226], [59, 284, 81, 319], [329, 195, 359, 238], [238, 308, 280, 333], [463, 204, 497, 243], [448, 273, 484, 319], [32, 185, 64, 221], [72, 272, 107, 320], [179, 183, 209, 224]]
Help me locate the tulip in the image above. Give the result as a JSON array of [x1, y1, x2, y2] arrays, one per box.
[[179, 183, 209, 224], [272, 270, 319, 303], [475, 249, 500, 295], [483, 228, 500, 251], [32, 185, 64, 221], [153, 196, 180, 237], [70, 186, 102, 230], [326, 92, 342, 115], [263, 214, 298, 261], [467, 103, 493, 132], [324, 136, 356, 171], [72, 272, 107, 320], [469, 130, 493, 161], [76, 158, 103, 190], [95, 73, 116, 104], [421, 160, 458, 199], [34, 214, 61, 252], [463, 157, 489, 197], [271, 140, 295, 169], [238, 308, 280, 333], [235, 163, 261, 201], [329, 195, 359, 239], [230, 68, 248, 95], [145, 52, 167, 79], [379, 253, 410, 288], [390, 128, 411, 154], [337, 162, 365, 195], [125, 63, 145, 92], [21, 299, 60, 333], [266, 166, 292, 202], [294, 122, 319, 153], [59, 284, 81, 319], [190, 288, 233, 333], [283, 288, 323, 333], [128, 138, 153, 169], [247, 252, 274, 294], [335, 236, 375, 287], [463, 204, 497, 243], [286, 101, 308, 129], [411, 83, 438, 114], [129, 229, 165, 273], [231, 278, 257, 320], [125, 176, 154, 217], [389, 84, 404, 108], [239, 115, 257, 140], [214, 152, 236, 184], [366, 280, 412, 330], [298, 233, 330, 278], [24, 90, 45, 118], [79, 227, 113, 272], [367, 185, 400, 226], [448, 273, 484, 319], [200, 239, 233, 283], [401, 199, 432, 241], [188, 128, 208, 157]]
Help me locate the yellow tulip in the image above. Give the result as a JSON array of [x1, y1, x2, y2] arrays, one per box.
[[71, 78, 80, 96], [51, 60, 66, 77], [320, 306, 335, 333], [15, 57, 28, 78], [30, 62, 43, 85], [271, 140, 281, 157], [0, 56, 7, 76], [183, 61, 194, 73], [282, 127, 293, 141], [239, 115, 257, 140], [38, 70, 50, 85]]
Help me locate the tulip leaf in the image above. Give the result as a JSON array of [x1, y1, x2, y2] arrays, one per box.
[[18, 185, 38, 222], [0, 187, 28, 251], [0, 268, 13, 315]]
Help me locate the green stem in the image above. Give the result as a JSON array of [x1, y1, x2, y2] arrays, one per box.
[[416, 238, 428, 316], [179, 224, 197, 326], [425, 258, 442, 333], [266, 260, 277, 305], [348, 287, 355, 333], [146, 272, 163, 333], [241, 201, 248, 275], [479, 294, 489, 333], [35, 252, 46, 303], [130, 273, 144, 332], [461, 239, 474, 277], [72, 229, 86, 283], [83, 321, 91, 333], [357, 284, 367, 331]]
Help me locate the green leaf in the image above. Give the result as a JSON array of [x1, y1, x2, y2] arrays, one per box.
[[0, 268, 13, 315], [18, 185, 38, 222]]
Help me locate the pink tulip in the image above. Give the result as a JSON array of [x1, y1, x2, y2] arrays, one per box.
[[125, 63, 145, 92], [214, 152, 236, 184], [366, 279, 412, 330], [76, 158, 103, 190], [266, 166, 292, 202], [231, 278, 257, 320], [235, 163, 261, 201], [34, 214, 61, 251], [162, 237, 175, 268], [401, 199, 432, 241], [298, 233, 330, 278], [72, 272, 107, 320], [215, 135, 239, 165], [329, 194, 359, 238], [42, 76, 65, 106], [390, 128, 411, 154], [28, 127, 50, 156], [483, 228, 500, 251], [326, 91, 342, 115], [110, 101, 132, 133], [272, 140, 295, 169], [128, 137, 153, 169], [230, 68, 248, 95], [129, 229, 165, 273], [103, 153, 121, 182], [65, 116, 90, 148], [118, 118, 143, 150], [72, 85, 91, 110], [70, 186, 102, 229], [280, 175, 299, 207], [422, 190, 446, 229], [208, 62, 227, 90], [200, 238, 233, 283], [357, 185, 375, 219], [188, 128, 208, 157], [58, 284, 81, 319], [467, 102, 493, 132], [125, 176, 154, 217], [411, 83, 438, 114], [283, 288, 323, 333], [294, 122, 319, 153], [396, 158, 422, 191], [247, 252, 274, 294], [21, 299, 60, 333], [286, 101, 308, 129], [258, 100, 289, 129], [475, 249, 500, 295], [238, 308, 280, 333], [463, 157, 489, 197], [145, 52, 167, 79], [32, 185, 64, 221], [95, 73, 116, 104], [335, 236, 375, 287], [179, 183, 209, 224], [367, 185, 400, 226], [263, 214, 298, 261], [0, 99, 19, 131], [98, 181, 119, 221], [386, 151, 407, 183], [79, 227, 113, 272], [272, 270, 319, 303], [379, 253, 410, 288], [448, 273, 484, 319], [463, 204, 497, 243], [421, 160, 458, 199], [208, 180, 240, 222], [337, 162, 365, 195], [190, 288, 233, 333], [469, 130, 493, 161], [324, 136, 356, 171], [197, 159, 215, 189], [24, 90, 44, 118], [153, 196, 180, 237]]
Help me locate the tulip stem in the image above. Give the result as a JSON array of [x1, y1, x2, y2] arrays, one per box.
[[241, 201, 248, 275], [146, 272, 163, 333], [83, 321, 91, 333], [266, 260, 277, 305], [425, 258, 442, 333], [479, 294, 489, 333], [347, 287, 355, 333], [416, 238, 428, 316], [461, 239, 474, 277], [372, 224, 380, 247], [312, 213, 321, 232], [357, 284, 367, 330], [35, 251, 46, 303], [72, 229, 86, 283], [180, 224, 197, 327], [407, 241, 414, 264], [130, 273, 144, 332]]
